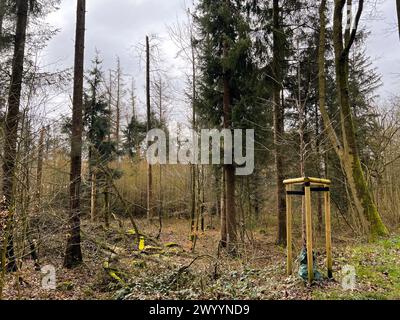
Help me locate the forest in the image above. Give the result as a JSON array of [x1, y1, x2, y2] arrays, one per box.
[[0, 0, 400, 301]]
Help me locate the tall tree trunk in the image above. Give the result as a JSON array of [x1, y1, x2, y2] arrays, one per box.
[[318, 0, 388, 238], [333, 0, 387, 237], [36, 127, 46, 209], [396, 0, 400, 40], [316, 0, 326, 236], [157, 78, 163, 238], [64, 0, 86, 268], [88, 74, 96, 220], [223, 21, 236, 251], [31, 126, 45, 268], [0, 0, 6, 40], [190, 33, 197, 240], [296, 45, 307, 247], [146, 35, 153, 221], [315, 101, 323, 235], [220, 167, 227, 246], [200, 167, 205, 232], [272, 0, 286, 245], [225, 164, 236, 251], [108, 70, 113, 142], [104, 182, 110, 228], [115, 57, 121, 158], [1, 0, 29, 273]]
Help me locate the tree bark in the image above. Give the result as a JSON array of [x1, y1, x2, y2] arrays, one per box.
[[272, 0, 286, 245], [190, 33, 197, 240], [90, 172, 96, 221], [220, 167, 227, 247], [157, 77, 163, 237], [315, 102, 323, 235], [1, 0, 29, 273], [296, 43, 307, 247], [396, 0, 400, 40], [115, 57, 121, 157], [0, 0, 6, 41], [323, 0, 388, 238], [104, 182, 110, 228], [318, 0, 328, 236], [64, 0, 86, 268], [36, 127, 46, 209], [146, 35, 153, 221], [225, 164, 236, 251], [222, 12, 236, 251]]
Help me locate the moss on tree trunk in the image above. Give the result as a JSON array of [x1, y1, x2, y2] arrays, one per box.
[[333, 0, 388, 238]]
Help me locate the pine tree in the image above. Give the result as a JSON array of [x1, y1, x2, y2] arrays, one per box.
[[195, 0, 260, 251], [123, 115, 146, 158], [84, 54, 120, 226]]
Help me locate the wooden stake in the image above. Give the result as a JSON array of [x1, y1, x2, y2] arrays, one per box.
[[286, 185, 293, 275], [325, 186, 333, 278], [304, 184, 313, 283]]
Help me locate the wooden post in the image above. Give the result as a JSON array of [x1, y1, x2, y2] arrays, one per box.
[[304, 183, 313, 283], [286, 184, 293, 275], [325, 186, 333, 278]]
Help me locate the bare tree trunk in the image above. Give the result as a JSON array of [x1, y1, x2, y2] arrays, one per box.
[[157, 78, 163, 237], [88, 66, 97, 219], [36, 127, 46, 208], [223, 28, 236, 252], [396, 0, 400, 40], [0, 0, 6, 40], [220, 167, 227, 247], [115, 57, 121, 158], [314, 0, 326, 232], [1, 0, 29, 273], [315, 103, 323, 235], [297, 46, 307, 247], [108, 70, 113, 142], [200, 167, 205, 232], [146, 35, 153, 221], [272, 0, 286, 245], [190, 34, 197, 240], [190, 164, 196, 238], [104, 182, 110, 228], [30, 126, 45, 270], [225, 164, 236, 251], [64, 0, 86, 268]]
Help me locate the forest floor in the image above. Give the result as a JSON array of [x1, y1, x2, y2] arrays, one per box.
[[1, 216, 400, 300]]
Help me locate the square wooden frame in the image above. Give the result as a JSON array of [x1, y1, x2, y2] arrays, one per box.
[[283, 177, 333, 283]]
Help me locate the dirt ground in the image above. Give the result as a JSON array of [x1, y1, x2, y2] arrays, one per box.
[[1, 216, 399, 300]]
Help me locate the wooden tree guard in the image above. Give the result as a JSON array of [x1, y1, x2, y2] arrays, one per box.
[[283, 177, 333, 283]]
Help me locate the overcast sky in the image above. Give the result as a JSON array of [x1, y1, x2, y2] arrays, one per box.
[[41, 0, 399, 124]]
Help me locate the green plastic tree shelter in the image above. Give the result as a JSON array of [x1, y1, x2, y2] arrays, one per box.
[[283, 177, 333, 283]]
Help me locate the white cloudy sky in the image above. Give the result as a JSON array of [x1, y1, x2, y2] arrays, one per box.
[[41, 0, 399, 123], [364, 0, 399, 98], [41, 0, 193, 124]]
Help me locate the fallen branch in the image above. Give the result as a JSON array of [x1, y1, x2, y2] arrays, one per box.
[[169, 254, 216, 286]]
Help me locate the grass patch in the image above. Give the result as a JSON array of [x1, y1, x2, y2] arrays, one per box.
[[313, 235, 400, 300]]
